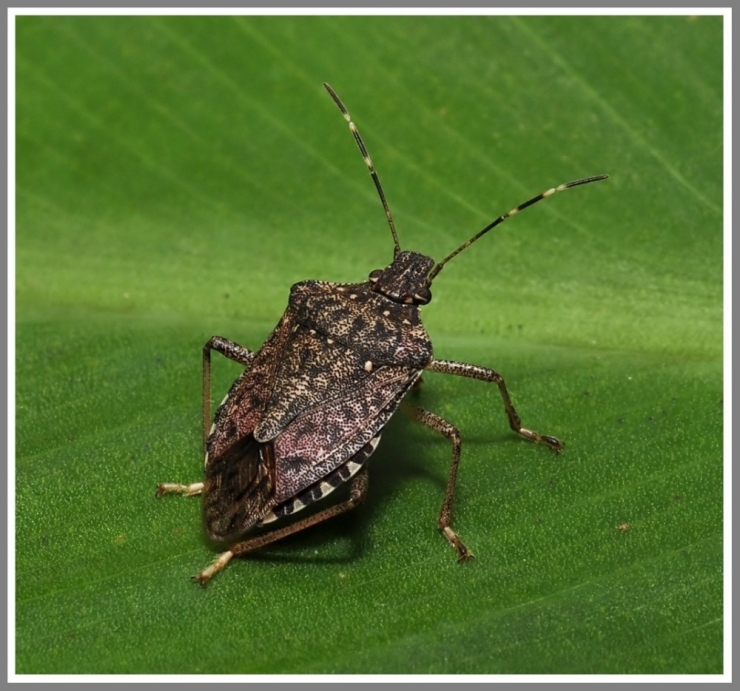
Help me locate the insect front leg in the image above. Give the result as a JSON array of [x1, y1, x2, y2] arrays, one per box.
[[194, 468, 370, 586], [401, 402, 472, 562], [202, 336, 257, 451], [426, 359, 563, 452]]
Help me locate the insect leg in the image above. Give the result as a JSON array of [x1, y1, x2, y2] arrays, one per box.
[[426, 359, 563, 452], [155, 482, 204, 497], [202, 336, 257, 452], [156, 337, 256, 498], [401, 402, 472, 562], [193, 468, 370, 586]]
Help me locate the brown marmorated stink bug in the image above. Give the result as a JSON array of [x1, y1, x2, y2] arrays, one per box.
[[157, 83, 608, 585]]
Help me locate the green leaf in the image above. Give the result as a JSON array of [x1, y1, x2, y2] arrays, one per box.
[[16, 15, 723, 674]]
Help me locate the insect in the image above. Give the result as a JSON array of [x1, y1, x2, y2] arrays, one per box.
[[157, 83, 608, 585]]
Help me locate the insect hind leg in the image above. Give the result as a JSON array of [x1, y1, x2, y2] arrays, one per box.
[[194, 468, 370, 586]]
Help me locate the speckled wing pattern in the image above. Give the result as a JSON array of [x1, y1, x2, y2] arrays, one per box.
[[202, 278, 433, 543]]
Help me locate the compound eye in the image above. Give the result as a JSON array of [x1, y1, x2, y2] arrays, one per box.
[[414, 287, 432, 304], [368, 269, 383, 283]]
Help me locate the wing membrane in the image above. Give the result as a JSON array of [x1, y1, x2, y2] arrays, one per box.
[[202, 434, 277, 542]]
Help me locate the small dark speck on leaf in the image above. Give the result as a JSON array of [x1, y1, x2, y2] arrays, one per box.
[[617, 417, 624, 424], [224, 293, 230, 299], [673, 494, 682, 502], [583, 390, 591, 397]]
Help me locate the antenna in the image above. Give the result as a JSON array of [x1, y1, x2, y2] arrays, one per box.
[[324, 83, 402, 257], [427, 175, 609, 281]]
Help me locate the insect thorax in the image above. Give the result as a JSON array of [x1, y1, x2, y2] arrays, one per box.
[[289, 277, 433, 369]]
